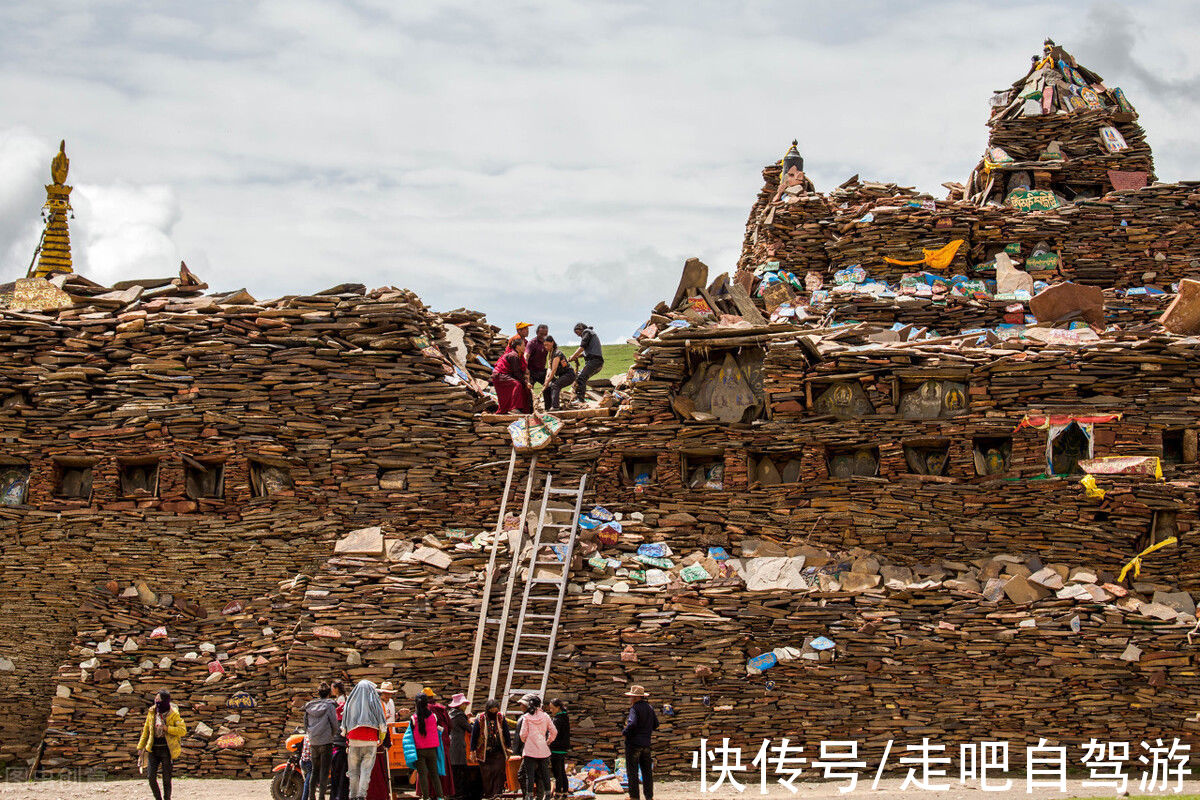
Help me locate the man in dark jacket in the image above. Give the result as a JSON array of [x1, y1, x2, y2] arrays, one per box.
[[303, 682, 339, 800], [569, 322, 604, 404], [621, 685, 659, 800]]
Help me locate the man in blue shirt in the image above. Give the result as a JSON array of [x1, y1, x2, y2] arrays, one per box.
[[569, 322, 604, 405], [621, 685, 658, 800]]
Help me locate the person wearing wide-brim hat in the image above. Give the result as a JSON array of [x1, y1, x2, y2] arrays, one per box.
[[446, 694, 478, 799], [621, 686, 659, 800], [379, 682, 397, 724]]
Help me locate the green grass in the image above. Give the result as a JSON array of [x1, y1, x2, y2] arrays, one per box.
[[597, 342, 639, 381]]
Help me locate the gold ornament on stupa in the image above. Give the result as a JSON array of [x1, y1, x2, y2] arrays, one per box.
[[28, 140, 74, 279]]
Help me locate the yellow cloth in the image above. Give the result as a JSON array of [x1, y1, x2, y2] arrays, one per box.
[[1118, 537, 1178, 583], [1080, 474, 1105, 500], [883, 240, 963, 271]]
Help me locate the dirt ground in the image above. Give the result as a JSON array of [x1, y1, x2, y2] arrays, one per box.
[[3, 777, 1200, 799]]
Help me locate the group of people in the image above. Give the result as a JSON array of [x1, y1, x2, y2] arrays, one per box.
[[492, 321, 605, 414], [134, 680, 658, 800], [296, 679, 579, 800]]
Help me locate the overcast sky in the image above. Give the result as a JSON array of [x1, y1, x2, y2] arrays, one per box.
[[2, 1, 1199, 342]]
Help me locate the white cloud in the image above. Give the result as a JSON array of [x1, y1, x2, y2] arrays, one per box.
[[0, 2, 1198, 339]]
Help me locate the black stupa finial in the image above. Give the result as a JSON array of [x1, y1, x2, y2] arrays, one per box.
[[782, 139, 804, 174]]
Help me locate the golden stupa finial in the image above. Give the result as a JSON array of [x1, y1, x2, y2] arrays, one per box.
[[28, 139, 75, 278], [50, 140, 69, 186]]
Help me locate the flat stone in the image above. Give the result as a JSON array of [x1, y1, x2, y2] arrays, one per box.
[[135, 581, 157, 605], [116, 681, 133, 694], [1139, 602, 1178, 621], [1152, 591, 1196, 616], [335, 526, 385, 556], [944, 578, 982, 593], [1160, 278, 1200, 334], [880, 565, 912, 588], [1003, 575, 1047, 605], [1120, 643, 1143, 662], [852, 556, 880, 576], [1029, 567, 1064, 590], [411, 546, 452, 570], [1030, 281, 1105, 328], [982, 577, 1008, 602], [1069, 568, 1098, 584], [840, 572, 880, 592], [0, 657, 13, 672]]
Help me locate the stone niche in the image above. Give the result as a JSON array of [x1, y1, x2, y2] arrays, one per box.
[[118, 457, 160, 498], [903, 439, 951, 476], [677, 347, 766, 423], [749, 451, 804, 486], [898, 378, 968, 420], [620, 453, 657, 487], [53, 456, 95, 500], [183, 456, 225, 500], [973, 436, 1013, 476], [681, 450, 725, 491], [248, 459, 293, 497], [0, 460, 29, 506], [826, 446, 879, 478], [812, 380, 875, 420], [1049, 422, 1091, 476]]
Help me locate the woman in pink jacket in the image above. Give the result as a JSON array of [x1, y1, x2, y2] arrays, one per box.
[[518, 696, 557, 800]]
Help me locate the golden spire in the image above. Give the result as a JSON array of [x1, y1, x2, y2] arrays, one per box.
[[29, 140, 74, 278]]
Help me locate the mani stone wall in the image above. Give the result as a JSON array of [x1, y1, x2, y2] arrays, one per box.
[[740, 170, 1200, 289], [595, 327, 1200, 585], [274, 517, 1200, 778], [0, 286, 501, 769]]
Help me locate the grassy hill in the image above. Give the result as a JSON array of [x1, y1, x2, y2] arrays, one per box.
[[598, 342, 638, 380]]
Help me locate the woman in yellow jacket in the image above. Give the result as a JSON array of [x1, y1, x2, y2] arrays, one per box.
[[137, 690, 187, 800]]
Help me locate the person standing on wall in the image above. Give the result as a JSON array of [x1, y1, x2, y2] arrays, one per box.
[[518, 695, 557, 800], [621, 686, 658, 800], [569, 322, 604, 405], [527, 324, 550, 397], [547, 699, 571, 800], [136, 689, 187, 800], [541, 337, 575, 411], [330, 679, 350, 800], [342, 679, 388, 800], [470, 698, 511, 799], [304, 682, 340, 800]]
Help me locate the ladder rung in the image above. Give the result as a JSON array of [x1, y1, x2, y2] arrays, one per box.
[[531, 578, 562, 585], [512, 669, 544, 674], [541, 523, 574, 528], [544, 506, 576, 512], [522, 633, 552, 638], [537, 541, 567, 547], [535, 560, 563, 566], [524, 614, 556, 619], [516, 649, 549, 657], [527, 595, 560, 601], [547, 488, 581, 495], [508, 688, 542, 695]]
